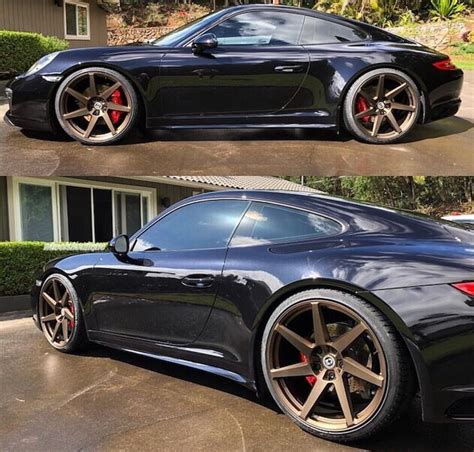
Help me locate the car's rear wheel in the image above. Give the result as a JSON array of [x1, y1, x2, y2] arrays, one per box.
[[38, 273, 88, 352], [55, 67, 138, 145], [261, 289, 414, 442], [343, 68, 420, 144]]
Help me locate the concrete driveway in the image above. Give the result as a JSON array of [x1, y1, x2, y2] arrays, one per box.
[[1, 314, 473, 452], [0, 72, 473, 176]]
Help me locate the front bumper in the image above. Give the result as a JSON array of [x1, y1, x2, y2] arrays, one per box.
[[4, 74, 59, 132], [372, 283, 474, 423]]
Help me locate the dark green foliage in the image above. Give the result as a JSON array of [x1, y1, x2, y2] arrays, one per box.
[[0, 242, 107, 297], [0, 30, 68, 76], [285, 177, 473, 214]]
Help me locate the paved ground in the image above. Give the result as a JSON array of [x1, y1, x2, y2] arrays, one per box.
[[0, 73, 473, 176], [1, 313, 473, 452]]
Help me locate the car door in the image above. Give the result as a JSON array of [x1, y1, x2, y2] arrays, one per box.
[[157, 10, 309, 120], [90, 199, 250, 345]]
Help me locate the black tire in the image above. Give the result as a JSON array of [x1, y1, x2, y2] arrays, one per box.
[[54, 66, 139, 145], [39, 273, 89, 353], [261, 289, 415, 442], [343, 68, 420, 144]]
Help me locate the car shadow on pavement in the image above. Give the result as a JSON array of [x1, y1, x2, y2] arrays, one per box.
[[19, 116, 472, 146], [82, 344, 474, 451]]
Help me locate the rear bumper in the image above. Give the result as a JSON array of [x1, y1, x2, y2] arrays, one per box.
[[422, 69, 464, 124], [371, 283, 474, 423]]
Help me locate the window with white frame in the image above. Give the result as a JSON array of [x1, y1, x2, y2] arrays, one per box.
[[13, 179, 154, 242], [64, 1, 90, 40]]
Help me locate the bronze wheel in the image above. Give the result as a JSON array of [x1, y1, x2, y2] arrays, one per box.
[[39, 276, 76, 348], [261, 289, 415, 442], [344, 68, 420, 144], [55, 67, 137, 145]]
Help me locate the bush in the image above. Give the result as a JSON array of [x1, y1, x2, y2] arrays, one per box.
[[0, 242, 107, 297], [0, 30, 69, 77]]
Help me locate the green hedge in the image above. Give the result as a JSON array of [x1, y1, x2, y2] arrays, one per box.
[[0, 242, 107, 297], [0, 30, 69, 76]]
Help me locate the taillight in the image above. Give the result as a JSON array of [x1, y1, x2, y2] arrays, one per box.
[[433, 58, 458, 71], [452, 282, 474, 296]]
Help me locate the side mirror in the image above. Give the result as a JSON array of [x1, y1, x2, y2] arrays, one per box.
[[109, 234, 129, 256], [192, 33, 218, 54]]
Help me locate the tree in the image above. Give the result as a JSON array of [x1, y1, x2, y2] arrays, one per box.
[[283, 177, 473, 215]]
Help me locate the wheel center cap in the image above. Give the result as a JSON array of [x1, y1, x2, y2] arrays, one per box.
[[377, 101, 386, 110], [93, 101, 103, 111], [322, 354, 336, 369]]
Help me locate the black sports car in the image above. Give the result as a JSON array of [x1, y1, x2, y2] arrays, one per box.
[[32, 190, 474, 442], [5, 5, 463, 145]]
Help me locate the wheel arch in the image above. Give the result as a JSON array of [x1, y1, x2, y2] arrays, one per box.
[[336, 63, 428, 130], [250, 278, 419, 397]]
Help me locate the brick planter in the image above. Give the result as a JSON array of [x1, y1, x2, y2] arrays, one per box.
[[0, 295, 30, 314]]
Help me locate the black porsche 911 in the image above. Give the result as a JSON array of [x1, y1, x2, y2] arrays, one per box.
[[5, 5, 463, 145], [32, 190, 474, 442]]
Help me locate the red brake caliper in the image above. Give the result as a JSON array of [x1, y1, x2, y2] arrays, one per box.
[[110, 89, 124, 124], [300, 352, 317, 386], [68, 302, 75, 329], [356, 95, 370, 122]]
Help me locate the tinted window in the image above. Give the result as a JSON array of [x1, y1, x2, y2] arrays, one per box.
[[209, 11, 304, 46], [231, 202, 342, 246], [134, 200, 249, 251], [300, 16, 367, 45]]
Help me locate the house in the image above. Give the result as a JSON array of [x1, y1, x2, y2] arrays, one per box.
[[0, 176, 320, 243], [0, 0, 107, 48]]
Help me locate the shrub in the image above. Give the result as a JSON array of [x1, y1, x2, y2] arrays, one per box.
[[430, 0, 466, 20], [0, 30, 69, 77], [0, 242, 107, 297]]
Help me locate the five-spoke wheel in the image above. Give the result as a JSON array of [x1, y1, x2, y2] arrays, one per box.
[[55, 67, 138, 145], [262, 289, 414, 442], [344, 68, 420, 144]]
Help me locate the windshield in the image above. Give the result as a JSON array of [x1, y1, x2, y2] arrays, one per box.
[[152, 10, 225, 47]]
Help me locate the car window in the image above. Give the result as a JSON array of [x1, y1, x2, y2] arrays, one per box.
[[300, 16, 368, 45], [231, 202, 342, 246], [208, 11, 305, 46], [134, 200, 249, 251]]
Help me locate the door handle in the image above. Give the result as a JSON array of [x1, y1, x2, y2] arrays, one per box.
[[181, 275, 215, 288], [191, 68, 219, 78], [274, 65, 304, 73]]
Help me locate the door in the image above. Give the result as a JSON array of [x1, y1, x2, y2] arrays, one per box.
[[157, 10, 309, 119], [90, 199, 250, 345]]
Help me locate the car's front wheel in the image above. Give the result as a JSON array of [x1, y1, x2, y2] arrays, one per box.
[[261, 289, 414, 442], [343, 68, 420, 144], [55, 67, 138, 145], [38, 273, 88, 352]]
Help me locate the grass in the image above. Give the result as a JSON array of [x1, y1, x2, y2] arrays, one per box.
[[448, 42, 474, 70]]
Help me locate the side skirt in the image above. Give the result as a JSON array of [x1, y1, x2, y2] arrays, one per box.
[[88, 330, 256, 391]]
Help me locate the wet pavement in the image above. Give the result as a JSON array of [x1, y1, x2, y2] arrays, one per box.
[[1, 314, 473, 452], [0, 73, 473, 176]]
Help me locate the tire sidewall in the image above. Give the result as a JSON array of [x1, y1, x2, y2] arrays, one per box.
[[39, 273, 85, 352], [343, 68, 420, 144], [54, 66, 138, 145], [261, 289, 403, 441]]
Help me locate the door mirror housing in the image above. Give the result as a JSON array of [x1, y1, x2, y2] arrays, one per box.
[[109, 234, 129, 256], [192, 33, 218, 54]]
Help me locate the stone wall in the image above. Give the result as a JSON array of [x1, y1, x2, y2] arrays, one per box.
[[108, 26, 176, 46]]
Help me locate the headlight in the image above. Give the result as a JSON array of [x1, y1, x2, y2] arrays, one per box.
[[25, 52, 59, 76]]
